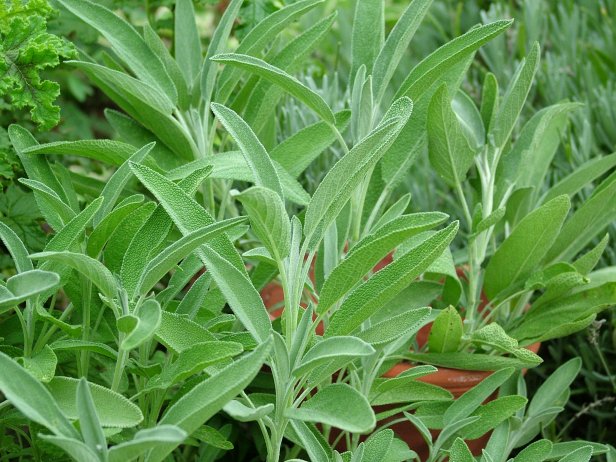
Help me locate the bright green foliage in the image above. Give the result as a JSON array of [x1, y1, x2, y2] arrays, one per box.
[[0, 2, 76, 129]]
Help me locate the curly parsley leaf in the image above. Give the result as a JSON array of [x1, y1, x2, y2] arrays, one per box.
[[0, 3, 76, 130]]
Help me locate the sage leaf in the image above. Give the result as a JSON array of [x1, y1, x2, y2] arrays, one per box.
[[152, 339, 272, 462], [326, 221, 458, 337], [236, 186, 291, 261], [211, 54, 335, 125], [48, 377, 143, 428], [293, 337, 375, 377], [108, 426, 187, 462], [318, 212, 447, 314], [428, 306, 463, 354], [286, 384, 375, 433], [211, 103, 283, 198], [76, 378, 107, 459], [0, 352, 78, 438], [428, 84, 476, 188], [305, 98, 413, 249], [484, 195, 571, 300], [56, 0, 177, 102]]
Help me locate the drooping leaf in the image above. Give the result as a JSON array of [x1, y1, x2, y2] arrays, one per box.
[[212, 54, 335, 125], [47, 377, 143, 428], [56, 0, 177, 101], [286, 384, 375, 433], [0, 352, 78, 438]]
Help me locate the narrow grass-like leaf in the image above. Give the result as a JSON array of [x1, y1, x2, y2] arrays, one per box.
[[326, 221, 458, 337], [0, 352, 78, 438], [211, 103, 282, 197], [31, 251, 116, 299], [56, 0, 176, 101], [211, 54, 335, 125]]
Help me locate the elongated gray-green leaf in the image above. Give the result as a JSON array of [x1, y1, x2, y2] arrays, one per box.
[[304, 97, 413, 249], [318, 212, 447, 314], [56, 0, 176, 102], [484, 195, 570, 299], [326, 221, 458, 336], [129, 162, 271, 342], [491, 42, 540, 150], [0, 352, 78, 438], [211, 54, 335, 125], [211, 103, 283, 197], [396, 20, 513, 101], [151, 339, 271, 462], [428, 84, 476, 188]]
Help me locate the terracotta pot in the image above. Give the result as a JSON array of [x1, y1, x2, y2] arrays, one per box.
[[380, 328, 541, 460]]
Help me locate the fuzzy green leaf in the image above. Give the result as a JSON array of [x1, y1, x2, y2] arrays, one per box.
[[428, 306, 463, 354], [484, 195, 571, 300], [286, 383, 375, 433]]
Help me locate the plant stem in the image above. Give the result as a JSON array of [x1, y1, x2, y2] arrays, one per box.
[[111, 341, 128, 392]]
